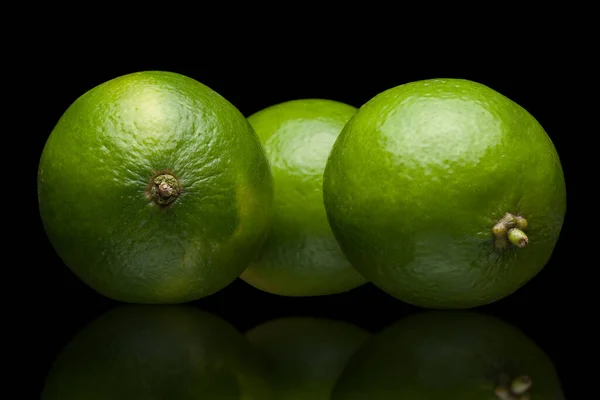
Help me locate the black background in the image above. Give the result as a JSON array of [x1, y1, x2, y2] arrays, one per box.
[[32, 52, 578, 397]]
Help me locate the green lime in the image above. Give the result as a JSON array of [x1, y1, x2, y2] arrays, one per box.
[[41, 305, 273, 399], [323, 78, 566, 309], [240, 99, 366, 296], [246, 317, 370, 399], [332, 311, 565, 399], [38, 71, 273, 304]]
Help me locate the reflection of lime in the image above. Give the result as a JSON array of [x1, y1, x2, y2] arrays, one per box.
[[332, 311, 565, 399], [246, 317, 370, 399], [324, 78, 566, 308], [42, 305, 273, 399], [240, 99, 366, 296], [37, 71, 273, 304]]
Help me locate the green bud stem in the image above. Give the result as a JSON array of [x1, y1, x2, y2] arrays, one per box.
[[508, 229, 529, 248], [493, 213, 529, 250]]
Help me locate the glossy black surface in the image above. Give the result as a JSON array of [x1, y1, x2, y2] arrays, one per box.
[[32, 57, 579, 399]]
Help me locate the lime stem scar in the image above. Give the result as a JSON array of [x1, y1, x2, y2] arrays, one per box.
[[148, 173, 181, 206], [493, 212, 529, 250]]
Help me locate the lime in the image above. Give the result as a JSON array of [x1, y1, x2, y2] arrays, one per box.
[[323, 78, 566, 308], [240, 99, 366, 296], [38, 71, 273, 303]]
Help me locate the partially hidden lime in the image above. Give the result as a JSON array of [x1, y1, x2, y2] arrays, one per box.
[[240, 99, 366, 296]]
